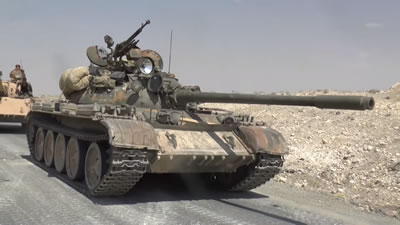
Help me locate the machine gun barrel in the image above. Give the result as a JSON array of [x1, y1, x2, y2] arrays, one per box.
[[174, 91, 375, 110], [126, 19, 150, 44], [113, 19, 151, 57]]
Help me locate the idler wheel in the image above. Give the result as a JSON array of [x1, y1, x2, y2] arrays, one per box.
[[85, 143, 106, 192], [54, 134, 67, 173], [34, 128, 45, 162], [66, 138, 86, 180], [44, 131, 55, 167]]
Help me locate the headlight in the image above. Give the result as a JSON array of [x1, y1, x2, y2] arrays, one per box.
[[139, 57, 154, 74]]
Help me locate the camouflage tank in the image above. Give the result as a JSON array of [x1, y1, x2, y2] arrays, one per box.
[[26, 20, 375, 196], [0, 70, 33, 126]]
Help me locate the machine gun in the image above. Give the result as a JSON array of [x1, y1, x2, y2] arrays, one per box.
[[112, 19, 151, 58]]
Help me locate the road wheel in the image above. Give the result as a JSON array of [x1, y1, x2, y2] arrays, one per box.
[[44, 131, 55, 167], [85, 143, 106, 192], [54, 134, 67, 173], [34, 128, 45, 161], [66, 137, 86, 180]]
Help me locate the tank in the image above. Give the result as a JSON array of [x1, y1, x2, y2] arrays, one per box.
[[26, 20, 375, 196], [0, 71, 32, 126]]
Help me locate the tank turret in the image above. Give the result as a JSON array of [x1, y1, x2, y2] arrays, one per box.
[[68, 19, 375, 112], [0, 70, 32, 124]]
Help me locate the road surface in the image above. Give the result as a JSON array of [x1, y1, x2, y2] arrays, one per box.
[[0, 123, 397, 225]]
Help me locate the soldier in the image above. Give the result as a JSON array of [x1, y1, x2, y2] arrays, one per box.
[[9, 65, 32, 97], [9, 64, 26, 82], [0, 71, 5, 97], [18, 77, 33, 97]]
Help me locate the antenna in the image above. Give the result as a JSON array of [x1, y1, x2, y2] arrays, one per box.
[[168, 29, 173, 73]]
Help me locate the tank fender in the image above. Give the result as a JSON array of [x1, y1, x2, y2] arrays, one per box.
[[237, 126, 288, 155], [101, 118, 160, 150]]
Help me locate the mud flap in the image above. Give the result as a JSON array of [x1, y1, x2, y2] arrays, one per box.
[[237, 126, 288, 155], [100, 118, 160, 150]]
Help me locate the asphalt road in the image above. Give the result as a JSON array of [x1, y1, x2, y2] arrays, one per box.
[[0, 123, 398, 225]]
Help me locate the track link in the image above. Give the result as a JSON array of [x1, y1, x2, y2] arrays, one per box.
[[230, 154, 284, 191], [26, 114, 149, 196], [91, 149, 148, 196]]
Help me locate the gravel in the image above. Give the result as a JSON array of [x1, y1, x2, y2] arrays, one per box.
[[205, 83, 400, 220]]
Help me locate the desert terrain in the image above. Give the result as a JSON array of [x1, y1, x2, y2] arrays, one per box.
[[206, 83, 400, 219]]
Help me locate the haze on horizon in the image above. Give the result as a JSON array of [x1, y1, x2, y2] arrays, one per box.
[[0, 0, 399, 95]]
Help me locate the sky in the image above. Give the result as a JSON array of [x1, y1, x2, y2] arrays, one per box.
[[0, 0, 399, 95]]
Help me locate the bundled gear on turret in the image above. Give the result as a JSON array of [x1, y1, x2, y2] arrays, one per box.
[[26, 20, 375, 197], [59, 66, 116, 100], [59, 66, 91, 98]]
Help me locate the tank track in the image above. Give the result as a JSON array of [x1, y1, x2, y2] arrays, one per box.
[[91, 149, 148, 196], [230, 154, 284, 191], [27, 115, 149, 196]]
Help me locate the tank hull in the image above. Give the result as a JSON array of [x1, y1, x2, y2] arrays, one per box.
[[0, 97, 31, 123], [27, 101, 286, 196]]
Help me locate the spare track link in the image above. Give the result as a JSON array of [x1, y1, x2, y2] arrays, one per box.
[[230, 154, 284, 191], [27, 116, 149, 196]]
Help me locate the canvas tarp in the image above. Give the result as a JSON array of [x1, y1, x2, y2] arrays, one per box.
[[59, 67, 91, 97]]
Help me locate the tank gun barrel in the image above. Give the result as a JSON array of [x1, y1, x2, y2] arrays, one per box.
[[174, 91, 375, 110]]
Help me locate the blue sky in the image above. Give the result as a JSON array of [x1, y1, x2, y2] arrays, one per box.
[[0, 0, 399, 95]]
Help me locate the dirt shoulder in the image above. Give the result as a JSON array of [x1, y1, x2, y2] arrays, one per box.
[[205, 84, 400, 219]]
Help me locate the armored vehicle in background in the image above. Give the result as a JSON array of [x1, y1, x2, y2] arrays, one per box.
[[26, 20, 375, 196], [0, 71, 32, 125]]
